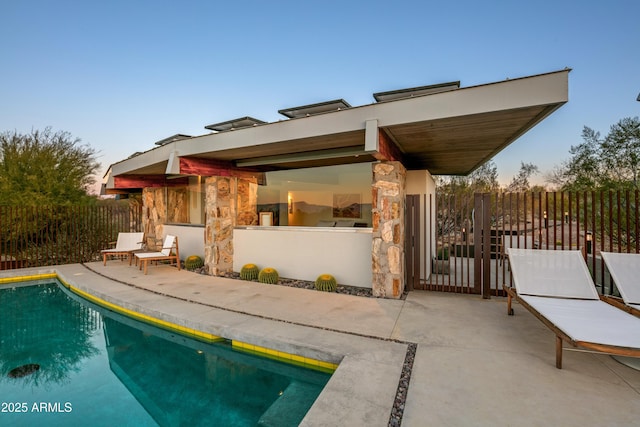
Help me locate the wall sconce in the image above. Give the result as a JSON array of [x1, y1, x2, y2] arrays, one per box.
[[288, 195, 293, 213]]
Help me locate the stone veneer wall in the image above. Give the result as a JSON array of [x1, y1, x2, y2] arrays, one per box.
[[142, 187, 190, 249], [142, 187, 168, 250], [371, 161, 406, 298], [204, 176, 258, 276]]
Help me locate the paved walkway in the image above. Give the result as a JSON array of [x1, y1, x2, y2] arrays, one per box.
[[2, 262, 640, 426]]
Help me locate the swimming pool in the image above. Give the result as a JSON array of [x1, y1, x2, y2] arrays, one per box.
[[0, 280, 331, 426]]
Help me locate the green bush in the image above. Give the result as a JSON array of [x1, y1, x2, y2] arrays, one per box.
[[185, 255, 204, 271], [258, 267, 279, 284], [240, 263, 260, 280], [315, 274, 337, 292]]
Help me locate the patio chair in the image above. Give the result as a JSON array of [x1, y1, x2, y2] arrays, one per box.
[[504, 248, 640, 369], [601, 252, 640, 317], [101, 232, 145, 266], [134, 235, 181, 275]]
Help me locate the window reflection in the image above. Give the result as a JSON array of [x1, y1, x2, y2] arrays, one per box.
[[257, 163, 372, 227]]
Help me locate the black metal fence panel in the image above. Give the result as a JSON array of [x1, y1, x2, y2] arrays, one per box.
[[0, 205, 142, 269]]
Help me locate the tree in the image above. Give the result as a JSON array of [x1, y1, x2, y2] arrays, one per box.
[[546, 117, 640, 249], [436, 159, 500, 193], [600, 117, 640, 189], [0, 128, 100, 205], [506, 162, 539, 192], [435, 160, 499, 240], [551, 117, 640, 191]]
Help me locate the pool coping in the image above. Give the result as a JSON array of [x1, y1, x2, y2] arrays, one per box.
[[1, 265, 409, 426]]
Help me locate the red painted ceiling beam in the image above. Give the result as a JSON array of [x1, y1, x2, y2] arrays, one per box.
[[113, 175, 189, 189], [179, 157, 265, 183], [373, 130, 404, 163]]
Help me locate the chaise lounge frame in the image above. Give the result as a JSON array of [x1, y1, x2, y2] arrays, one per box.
[[504, 248, 640, 369]]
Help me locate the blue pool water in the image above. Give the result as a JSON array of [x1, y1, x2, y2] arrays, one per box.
[[0, 281, 331, 426]]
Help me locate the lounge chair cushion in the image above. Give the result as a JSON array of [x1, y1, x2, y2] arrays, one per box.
[[507, 249, 600, 300], [136, 235, 176, 259], [101, 232, 145, 253], [601, 252, 640, 305], [521, 295, 640, 348]]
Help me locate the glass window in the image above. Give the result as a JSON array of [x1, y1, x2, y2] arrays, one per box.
[[187, 176, 205, 224], [257, 163, 372, 227], [166, 177, 205, 225]]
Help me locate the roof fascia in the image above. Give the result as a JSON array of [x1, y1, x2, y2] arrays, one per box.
[[111, 69, 569, 176]]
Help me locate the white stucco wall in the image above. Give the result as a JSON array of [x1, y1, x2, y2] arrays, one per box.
[[233, 227, 373, 288], [163, 224, 205, 261]]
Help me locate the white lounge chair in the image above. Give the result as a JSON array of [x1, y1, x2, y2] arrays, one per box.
[[101, 232, 145, 266], [499, 235, 536, 266], [134, 235, 180, 275], [601, 252, 640, 316], [504, 248, 640, 368]]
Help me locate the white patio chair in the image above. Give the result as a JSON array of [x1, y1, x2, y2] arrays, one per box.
[[134, 235, 180, 275], [101, 232, 145, 266]]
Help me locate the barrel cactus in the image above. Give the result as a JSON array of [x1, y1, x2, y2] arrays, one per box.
[[240, 263, 260, 281], [258, 267, 279, 284], [315, 274, 337, 292], [184, 255, 204, 271]]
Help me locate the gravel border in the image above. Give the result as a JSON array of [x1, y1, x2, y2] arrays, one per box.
[[222, 271, 378, 297], [191, 267, 408, 300], [389, 343, 417, 427]]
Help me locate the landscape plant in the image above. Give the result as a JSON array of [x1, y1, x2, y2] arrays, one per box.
[[315, 274, 337, 292], [185, 255, 204, 271], [258, 267, 279, 284], [240, 263, 260, 280]]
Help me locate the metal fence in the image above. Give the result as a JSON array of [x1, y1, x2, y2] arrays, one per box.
[[0, 204, 142, 270], [408, 190, 640, 297]]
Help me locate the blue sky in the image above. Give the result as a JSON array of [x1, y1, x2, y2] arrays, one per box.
[[1, 0, 638, 189]]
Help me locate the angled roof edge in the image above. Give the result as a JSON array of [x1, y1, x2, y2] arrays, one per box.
[[278, 99, 352, 119], [154, 134, 192, 146], [204, 116, 267, 132], [373, 81, 461, 102]]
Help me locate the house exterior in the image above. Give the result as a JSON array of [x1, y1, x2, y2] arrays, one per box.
[[103, 69, 570, 298]]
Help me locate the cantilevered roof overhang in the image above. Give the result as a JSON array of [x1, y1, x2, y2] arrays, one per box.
[[107, 69, 569, 191]]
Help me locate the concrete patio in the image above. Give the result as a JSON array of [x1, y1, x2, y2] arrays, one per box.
[[2, 261, 639, 426]]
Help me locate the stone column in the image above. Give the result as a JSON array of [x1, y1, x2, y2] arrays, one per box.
[[371, 161, 406, 298], [204, 176, 258, 276], [142, 187, 167, 249]]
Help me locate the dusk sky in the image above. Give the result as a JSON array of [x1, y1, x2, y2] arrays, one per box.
[[1, 0, 638, 190]]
